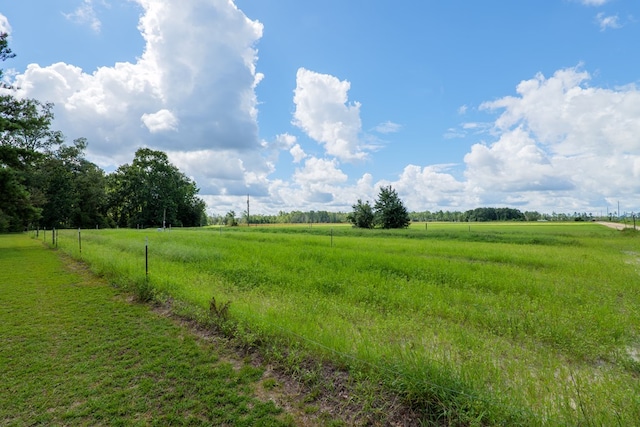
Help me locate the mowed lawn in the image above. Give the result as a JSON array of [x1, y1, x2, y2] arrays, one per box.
[[0, 234, 294, 426]]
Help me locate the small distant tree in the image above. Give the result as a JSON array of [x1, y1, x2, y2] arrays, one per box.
[[225, 210, 238, 226], [347, 199, 374, 228], [374, 185, 410, 229]]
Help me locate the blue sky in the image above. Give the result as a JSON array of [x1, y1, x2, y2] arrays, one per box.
[[1, 0, 639, 216]]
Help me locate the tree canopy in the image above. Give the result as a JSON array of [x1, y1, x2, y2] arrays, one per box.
[[36, 138, 109, 229], [107, 148, 206, 228], [0, 34, 43, 231], [346, 199, 374, 229], [374, 185, 410, 229]]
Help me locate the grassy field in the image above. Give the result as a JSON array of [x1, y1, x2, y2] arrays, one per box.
[[45, 222, 640, 425], [0, 234, 306, 426]]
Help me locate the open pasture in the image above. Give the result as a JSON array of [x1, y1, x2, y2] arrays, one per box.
[[53, 222, 640, 425]]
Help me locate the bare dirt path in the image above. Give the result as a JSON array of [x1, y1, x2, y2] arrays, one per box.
[[597, 221, 638, 230]]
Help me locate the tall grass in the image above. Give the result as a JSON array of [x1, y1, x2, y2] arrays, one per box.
[[53, 223, 640, 425]]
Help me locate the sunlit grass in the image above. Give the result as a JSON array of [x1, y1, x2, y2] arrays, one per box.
[[52, 223, 640, 425], [0, 234, 292, 426]]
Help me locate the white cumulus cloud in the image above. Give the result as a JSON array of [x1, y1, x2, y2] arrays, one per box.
[[141, 109, 178, 133], [293, 157, 347, 186], [465, 66, 640, 212], [292, 68, 366, 162], [289, 144, 306, 163], [8, 0, 264, 175]]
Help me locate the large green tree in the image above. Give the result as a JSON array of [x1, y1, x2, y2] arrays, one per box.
[[36, 138, 109, 229], [107, 148, 206, 228], [1, 97, 63, 151], [373, 185, 410, 229], [346, 199, 374, 228], [0, 33, 47, 231]]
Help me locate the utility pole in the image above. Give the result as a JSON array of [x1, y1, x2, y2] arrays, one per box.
[[247, 194, 250, 227]]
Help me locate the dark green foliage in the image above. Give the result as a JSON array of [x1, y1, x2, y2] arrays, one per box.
[[462, 207, 525, 222], [0, 37, 63, 231], [348, 186, 410, 229], [106, 148, 206, 228], [346, 199, 374, 228], [373, 185, 410, 229], [225, 210, 238, 226], [210, 210, 349, 225], [0, 37, 51, 231], [0, 165, 41, 231], [36, 138, 110, 229], [0, 96, 62, 231], [0, 96, 63, 151]]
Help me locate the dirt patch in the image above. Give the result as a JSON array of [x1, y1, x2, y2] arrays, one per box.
[[597, 221, 638, 231], [152, 299, 422, 426]]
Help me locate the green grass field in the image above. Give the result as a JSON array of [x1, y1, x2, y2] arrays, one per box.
[[41, 222, 640, 425], [0, 234, 304, 426]]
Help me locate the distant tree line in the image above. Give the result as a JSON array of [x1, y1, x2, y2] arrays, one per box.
[[0, 34, 206, 232], [209, 193, 610, 229], [409, 209, 609, 222], [209, 210, 350, 226]]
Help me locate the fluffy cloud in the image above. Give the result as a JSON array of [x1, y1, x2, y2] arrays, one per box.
[[141, 109, 178, 133], [167, 148, 272, 198], [9, 0, 264, 172], [289, 144, 307, 163], [273, 133, 297, 150], [481, 68, 640, 158], [464, 127, 573, 193], [383, 164, 467, 210], [463, 67, 640, 212], [292, 68, 366, 162], [293, 157, 347, 186]]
